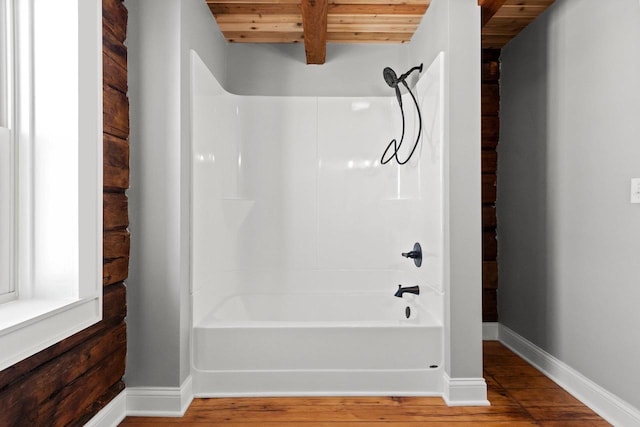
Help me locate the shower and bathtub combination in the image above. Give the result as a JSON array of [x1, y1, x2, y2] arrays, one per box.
[[190, 51, 446, 396]]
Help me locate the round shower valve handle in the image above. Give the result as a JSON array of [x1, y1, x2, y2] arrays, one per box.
[[401, 242, 422, 267]]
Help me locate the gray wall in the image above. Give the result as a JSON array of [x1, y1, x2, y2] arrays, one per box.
[[126, 0, 229, 387], [499, 0, 640, 410], [226, 44, 409, 96], [126, 0, 183, 388]]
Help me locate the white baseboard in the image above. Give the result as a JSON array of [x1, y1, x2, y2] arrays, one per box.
[[499, 324, 640, 427], [126, 376, 194, 417], [482, 322, 499, 340], [442, 374, 490, 406], [83, 390, 126, 427]]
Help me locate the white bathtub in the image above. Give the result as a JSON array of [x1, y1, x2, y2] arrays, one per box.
[[192, 292, 444, 397]]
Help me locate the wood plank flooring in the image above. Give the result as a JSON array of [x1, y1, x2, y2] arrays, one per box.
[[120, 341, 610, 426]]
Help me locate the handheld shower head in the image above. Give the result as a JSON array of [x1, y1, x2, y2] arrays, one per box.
[[383, 67, 398, 88], [384, 64, 424, 88], [383, 67, 402, 106]]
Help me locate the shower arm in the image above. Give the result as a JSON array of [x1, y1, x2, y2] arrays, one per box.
[[397, 65, 423, 84]]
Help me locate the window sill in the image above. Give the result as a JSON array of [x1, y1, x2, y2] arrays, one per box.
[[0, 296, 100, 371]]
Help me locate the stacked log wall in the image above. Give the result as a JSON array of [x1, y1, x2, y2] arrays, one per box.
[[481, 48, 500, 322]]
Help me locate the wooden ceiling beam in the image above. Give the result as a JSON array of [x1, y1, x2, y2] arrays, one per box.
[[301, 0, 328, 64], [478, 0, 508, 27]]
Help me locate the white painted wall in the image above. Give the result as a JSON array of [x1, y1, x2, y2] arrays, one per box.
[[499, 0, 640, 412]]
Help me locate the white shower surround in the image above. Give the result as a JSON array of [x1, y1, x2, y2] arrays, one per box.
[[191, 51, 446, 396]]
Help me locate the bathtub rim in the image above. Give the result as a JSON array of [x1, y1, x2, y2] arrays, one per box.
[[195, 289, 443, 327]]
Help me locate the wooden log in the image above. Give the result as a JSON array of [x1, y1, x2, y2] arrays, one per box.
[[103, 25, 127, 72], [483, 261, 498, 290], [103, 0, 127, 43], [38, 343, 127, 427], [482, 116, 500, 139], [104, 85, 130, 140], [483, 289, 498, 322], [104, 192, 129, 231], [103, 258, 129, 286], [103, 51, 128, 95], [482, 60, 500, 82], [103, 230, 131, 260], [0, 323, 126, 426], [482, 174, 497, 204], [482, 149, 497, 174], [76, 381, 126, 427], [102, 282, 127, 321], [483, 229, 497, 261], [104, 133, 130, 191], [481, 48, 500, 321], [482, 48, 501, 62], [482, 205, 497, 229], [482, 83, 500, 116], [482, 136, 499, 150]]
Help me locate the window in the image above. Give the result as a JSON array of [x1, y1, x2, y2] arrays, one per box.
[[0, 0, 103, 371]]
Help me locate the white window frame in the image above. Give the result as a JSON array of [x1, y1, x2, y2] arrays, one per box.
[[0, 0, 16, 304], [0, 0, 103, 371]]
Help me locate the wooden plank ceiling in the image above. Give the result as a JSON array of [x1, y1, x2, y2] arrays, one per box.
[[206, 0, 555, 64]]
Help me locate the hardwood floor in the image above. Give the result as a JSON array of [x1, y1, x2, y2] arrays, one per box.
[[120, 341, 610, 426]]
